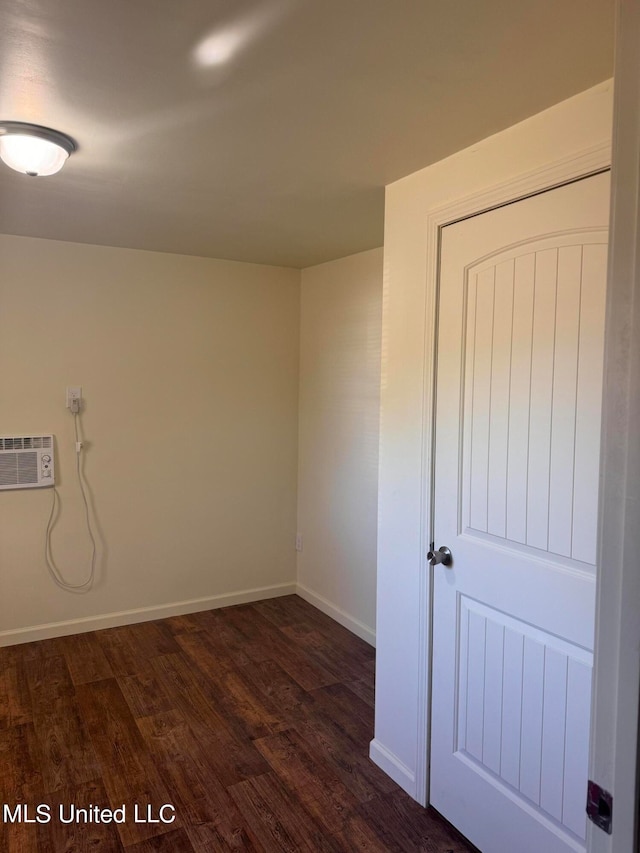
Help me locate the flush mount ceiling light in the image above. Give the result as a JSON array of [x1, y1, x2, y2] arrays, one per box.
[[0, 121, 77, 177]]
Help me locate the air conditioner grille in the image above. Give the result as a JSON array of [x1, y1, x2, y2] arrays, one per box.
[[0, 454, 18, 487], [18, 451, 38, 484], [0, 452, 39, 485], [0, 435, 52, 450]]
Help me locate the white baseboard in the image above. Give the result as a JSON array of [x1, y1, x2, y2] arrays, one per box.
[[0, 582, 297, 647], [295, 583, 376, 646], [369, 738, 416, 799]]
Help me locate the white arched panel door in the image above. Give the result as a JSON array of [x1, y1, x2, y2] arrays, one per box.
[[430, 172, 609, 853]]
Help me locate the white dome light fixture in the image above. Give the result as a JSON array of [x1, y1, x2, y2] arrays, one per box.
[[0, 121, 77, 177]]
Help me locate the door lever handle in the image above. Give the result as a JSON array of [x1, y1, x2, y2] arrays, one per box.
[[427, 545, 452, 567]]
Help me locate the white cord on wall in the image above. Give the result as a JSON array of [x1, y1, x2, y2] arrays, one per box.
[[45, 411, 97, 592]]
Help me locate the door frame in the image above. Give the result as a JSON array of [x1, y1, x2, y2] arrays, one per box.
[[415, 142, 611, 809], [588, 4, 640, 851]]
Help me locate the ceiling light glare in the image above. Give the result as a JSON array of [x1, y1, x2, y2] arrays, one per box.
[[194, 30, 244, 66], [193, 4, 291, 69], [0, 122, 76, 176]]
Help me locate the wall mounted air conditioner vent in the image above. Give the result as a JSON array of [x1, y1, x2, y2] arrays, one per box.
[[0, 435, 54, 490]]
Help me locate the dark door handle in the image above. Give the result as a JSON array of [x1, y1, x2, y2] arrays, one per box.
[[427, 546, 452, 567]]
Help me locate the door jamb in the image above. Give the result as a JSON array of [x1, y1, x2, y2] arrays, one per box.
[[414, 142, 611, 807], [588, 3, 640, 849]]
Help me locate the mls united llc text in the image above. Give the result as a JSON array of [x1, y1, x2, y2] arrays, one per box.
[[2, 804, 176, 825]]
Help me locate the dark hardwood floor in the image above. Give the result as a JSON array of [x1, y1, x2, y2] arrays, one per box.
[[0, 595, 473, 852]]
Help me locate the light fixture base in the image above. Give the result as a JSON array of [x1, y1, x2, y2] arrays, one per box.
[[0, 121, 77, 177], [0, 121, 77, 155]]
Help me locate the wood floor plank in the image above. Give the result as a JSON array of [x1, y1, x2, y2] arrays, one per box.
[[176, 633, 286, 739], [3, 636, 65, 664], [27, 655, 101, 794], [295, 713, 397, 802], [225, 604, 348, 683], [356, 791, 479, 852], [151, 653, 270, 787], [188, 615, 255, 668], [0, 644, 19, 669], [280, 624, 373, 685], [136, 710, 263, 852], [214, 605, 341, 691], [238, 659, 314, 722], [204, 667, 286, 739], [0, 723, 43, 803], [36, 778, 125, 853], [254, 728, 393, 853], [215, 605, 282, 664], [136, 710, 210, 804], [279, 610, 376, 661], [255, 728, 359, 811], [228, 771, 341, 853], [252, 595, 315, 628], [0, 824, 40, 853], [96, 622, 181, 678], [345, 677, 376, 708], [0, 724, 45, 853], [75, 678, 178, 847], [32, 697, 102, 795], [254, 596, 375, 662], [118, 671, 175, 719], [174, 626, 250, 675], [163, 614, 203, 636], [187, 609, 259, 668], [26, 654, 75, 710], [181, 802, 265, 853], [254, 728, 391, 850], [306, 682, 375, 749], [0, 662, 32, 729], [57, 631, 114, 685], [125, 828, 194, 852]]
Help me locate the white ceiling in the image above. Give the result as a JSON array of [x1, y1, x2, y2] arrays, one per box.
[[0, 0, 614, 268]]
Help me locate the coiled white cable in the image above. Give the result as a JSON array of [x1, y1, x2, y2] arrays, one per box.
[[45, 412, 97, 592]]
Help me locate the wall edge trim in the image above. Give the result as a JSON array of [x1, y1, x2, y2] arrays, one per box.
[[0, 582, 297, 647], [369, 738, 416, 798], [296, 582, 376, 646]]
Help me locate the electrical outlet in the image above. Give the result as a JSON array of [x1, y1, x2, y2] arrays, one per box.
[[295, 533, 303, 552], [66, 386, 82, 411]]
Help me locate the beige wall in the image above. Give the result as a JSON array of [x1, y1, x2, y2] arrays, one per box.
[[0, 235, 300, 642], [297, 248, 383, 644]]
